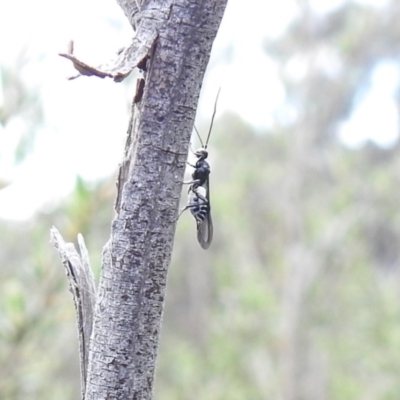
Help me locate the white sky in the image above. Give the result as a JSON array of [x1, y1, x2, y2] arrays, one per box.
[[338, 61, 400, 148], [0, 0, 396, 220]]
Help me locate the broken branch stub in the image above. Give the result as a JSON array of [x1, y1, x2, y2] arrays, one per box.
[[59, 4, 165, 82], [50, 227, 96, 400]]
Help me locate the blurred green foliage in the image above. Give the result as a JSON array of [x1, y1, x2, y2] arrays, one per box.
[[3, 1, 400, 399]]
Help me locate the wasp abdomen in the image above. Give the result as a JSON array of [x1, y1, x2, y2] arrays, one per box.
[[189, 188, 209, 223]]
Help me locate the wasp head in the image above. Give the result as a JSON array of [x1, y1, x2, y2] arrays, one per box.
[[194, 148, 208, 160]]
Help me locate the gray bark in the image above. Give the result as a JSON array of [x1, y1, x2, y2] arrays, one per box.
[[54, 0, 228, 399], [50, 228, 96, 400]]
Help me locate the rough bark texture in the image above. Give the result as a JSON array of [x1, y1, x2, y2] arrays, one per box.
[[83, 1, 228, 400]]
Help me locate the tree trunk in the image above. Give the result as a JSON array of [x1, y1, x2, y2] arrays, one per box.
[[55, 1, 228, 399]]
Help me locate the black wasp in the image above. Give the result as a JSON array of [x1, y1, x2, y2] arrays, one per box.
[[179, 89, 221, 250]]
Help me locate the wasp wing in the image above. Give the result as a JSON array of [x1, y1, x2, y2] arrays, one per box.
[[197, 212, 213, 249], [197, 178, 213, 250]]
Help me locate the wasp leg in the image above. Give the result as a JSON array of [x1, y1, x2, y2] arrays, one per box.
[[191, 189, 207, 203], [176, 178, 200, 187], [177, 203, 202, 219], [182, 179, 200, 186], [178, 189, 208, 219]]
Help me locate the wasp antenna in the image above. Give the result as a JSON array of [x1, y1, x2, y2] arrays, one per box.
[[204, 87, 221, 149], [193, 125, 204, 148]]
